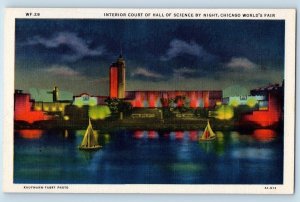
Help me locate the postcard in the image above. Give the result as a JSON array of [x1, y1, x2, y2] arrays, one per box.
[[3, 8, 295, 194]]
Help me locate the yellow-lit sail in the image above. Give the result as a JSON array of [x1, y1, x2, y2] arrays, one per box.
[[199, 120, 216, 141], [79, 118, 101, 150]]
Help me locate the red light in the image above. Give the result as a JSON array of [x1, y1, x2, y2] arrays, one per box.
[[149, 93, 156, 108], [14, 94, 47, 123], [110, 67, 118, 98], [176, 97, 184, 107], [133, 131, 144, 139], [175, 131, 184, 140], [203, 91, 209, 108], [190, 98, 198, 108], [189, 131, 198, 141], [148, 131, 158, 139], [242, 93, 282, 127]]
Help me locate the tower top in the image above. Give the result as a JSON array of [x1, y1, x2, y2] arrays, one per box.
[[117, 53, 125, 64]]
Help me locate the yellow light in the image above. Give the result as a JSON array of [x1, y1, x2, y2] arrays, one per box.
[[104, 133, 110, 144], [89, 99, 97, 106], [247, 98, 257, 108], [64, 116, 70, 121], [229, 99, 239, 107], [35, 107, 41, 111], [216, 131, 224, 139], [89, 106, 111, 120], [215, 105, 234, 120], [216, 101, 222, 106]]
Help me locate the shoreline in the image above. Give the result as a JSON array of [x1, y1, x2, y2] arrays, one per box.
[[14, 119, 282, 132]]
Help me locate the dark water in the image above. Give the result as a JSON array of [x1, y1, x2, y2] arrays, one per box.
[[14, 129, 283, 184]]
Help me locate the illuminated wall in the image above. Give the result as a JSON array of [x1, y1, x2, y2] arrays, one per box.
[[242, 93, 282, 127], [110, 67, 118, 98], [126, 90, 222, 108], [33, 102, 70, 114], [14, 92, 47, 123]]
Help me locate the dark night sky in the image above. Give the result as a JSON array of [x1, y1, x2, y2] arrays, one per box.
[[15, 19, 285, 96]]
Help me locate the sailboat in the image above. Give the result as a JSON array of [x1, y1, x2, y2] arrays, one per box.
[[79, 118, 102, 150], [199, 120, 216, 141]]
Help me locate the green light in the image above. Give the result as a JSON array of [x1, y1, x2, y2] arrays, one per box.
[[247, 97, 257, 108], [89, 106, 111, 120]]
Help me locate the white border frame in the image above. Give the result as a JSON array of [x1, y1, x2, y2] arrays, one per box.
[[2, 8, 296, 194]]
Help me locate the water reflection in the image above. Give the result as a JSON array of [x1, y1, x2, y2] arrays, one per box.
[[14, 128, 283, 184], [199, 141, 215, 153], [148, 131, 159, 139], [103, 134, 110, 144], [231, 148, 274, 160], [252, 129, 277, 142], [19, 129, 43, 139], [189, 131, 198, 141], [64, 130, 69, 138], [133, 131, 144, 139]]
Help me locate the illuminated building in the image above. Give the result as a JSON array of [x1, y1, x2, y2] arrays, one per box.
[[14, 90, 48, 123], [108, 54, 222, 108], [33, 101, 70, 115], [19, 86, 74, 119], [73, 93, 109, 107], [109, 55, 126, 98], [242, 83, 284, 127], [125, 90, 222, 109], [73, 93, 98, 107]]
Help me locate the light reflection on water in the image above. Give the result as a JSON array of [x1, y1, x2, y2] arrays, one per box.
[[14, 129, 283, 184], [19, 129, 43, 139]]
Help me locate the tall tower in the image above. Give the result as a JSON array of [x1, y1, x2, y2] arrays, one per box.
[[52, 86, 59, 102], [109, 54, 126, 98]]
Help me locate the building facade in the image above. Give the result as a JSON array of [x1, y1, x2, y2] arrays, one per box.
[[242, 83, 284, 127], [14, 90, 48, 123], [126, 90, 222, 109]]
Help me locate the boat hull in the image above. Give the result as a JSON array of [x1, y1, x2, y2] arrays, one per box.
[[78, 145, 102, 150]]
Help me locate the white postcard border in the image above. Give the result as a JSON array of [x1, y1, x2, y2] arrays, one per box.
[[3, 8, 296, 194]]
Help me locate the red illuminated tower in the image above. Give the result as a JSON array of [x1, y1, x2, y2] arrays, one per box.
[[109, 54, 126, 98]]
